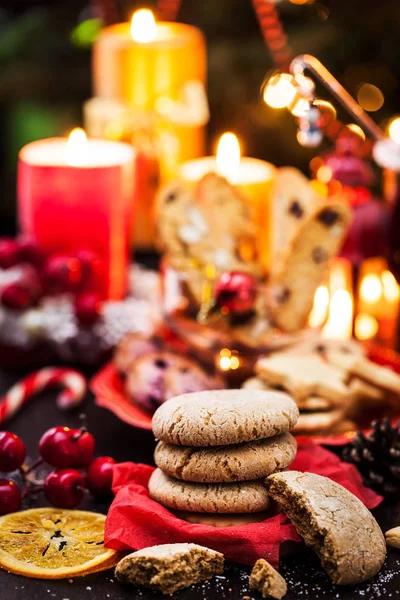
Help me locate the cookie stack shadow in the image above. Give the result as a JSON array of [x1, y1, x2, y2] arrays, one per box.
[[148, 389, 299, 526]]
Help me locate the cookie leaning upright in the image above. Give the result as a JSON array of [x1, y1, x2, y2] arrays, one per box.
[[156, 173, 260, 280], [268, 194, 351, 333], [152, 389, 299, 446]]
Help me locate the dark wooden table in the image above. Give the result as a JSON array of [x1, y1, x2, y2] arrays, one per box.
[[1, 367, 400, 600]]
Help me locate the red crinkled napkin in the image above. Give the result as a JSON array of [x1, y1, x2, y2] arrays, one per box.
[[105, 437, 382, 567]]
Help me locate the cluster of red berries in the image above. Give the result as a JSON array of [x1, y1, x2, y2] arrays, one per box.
[[0, 236, 104, 326], [0, 428, 116, 515]]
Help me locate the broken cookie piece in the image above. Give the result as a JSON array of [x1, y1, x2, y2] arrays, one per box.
[[250, 558, 287, 599], [266, 471, 386, 585], [115, 543, 224, 595]]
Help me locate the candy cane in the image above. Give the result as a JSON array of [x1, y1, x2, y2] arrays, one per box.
[[0, 368, 87, 425]]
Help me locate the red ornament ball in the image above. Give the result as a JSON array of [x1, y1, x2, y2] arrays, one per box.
[[86, 456, 116, 498], [39, 426, 95, 468], [0, 479, 21, 515], [0, 432, 26, 472], [0, 238, 19, 270], [17, 237, 45, 267], [75, 293, 102, 326], [1, 281, 33, 310], [214, 272, 257, 314], [42, 255, 82, 294], [44, 469, 85, 508]]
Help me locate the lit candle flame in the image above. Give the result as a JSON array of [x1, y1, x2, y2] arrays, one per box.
[[382, 270, 400, 302], [322, 290, 353, 340], [359, 273, 382, 304], [216, 132, 241, 183], [355, 313, 379, 340], [308, 285, 330, 328], [66, 128, 88, 167], [130, 9, 157, 43]]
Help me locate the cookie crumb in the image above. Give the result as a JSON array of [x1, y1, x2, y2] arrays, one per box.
[[250, 558, 287, 599]]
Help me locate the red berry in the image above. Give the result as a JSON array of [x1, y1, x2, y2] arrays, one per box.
[[74, 430, 96, 467], [86, 457, 116, 498], [214, 272, 257, 314], [0, 479, 21, 515], [0, 432, 26, 472], [42, 255, 82, 294], [0, 238, 19, 270], [39, 426, 95, 468], [1, 281, 34, 310], [44, 469, 85, 508], [17, 237, 45, 266], [75, 293, 102, 326], [75, 249, 103, 291]]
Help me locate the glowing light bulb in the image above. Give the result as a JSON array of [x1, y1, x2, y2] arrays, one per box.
[[263, 73, 296, 109], [289, 96, 310, 117], [316, 165, 332, 184], [388, 117, 400, 144], [130, 9, 157, 43], [219, 356, 232, 371], [216, 132, 241, 183], [66, 128, 88, 167], [360, 274, 382, 304], [355, 313, 379, 340]]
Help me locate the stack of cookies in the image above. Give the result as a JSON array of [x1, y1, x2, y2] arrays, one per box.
[[149, 389, 299, 525], [244, 335, 400, 437]]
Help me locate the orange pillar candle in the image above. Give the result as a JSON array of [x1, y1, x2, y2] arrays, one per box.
[[179, 133, 276, 271], [91, 9, 208, 249], [93, 10, 206, 110]]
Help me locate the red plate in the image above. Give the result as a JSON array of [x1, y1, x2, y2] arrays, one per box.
[[91, 363, 153, 430], [91, 343, 400, 443]]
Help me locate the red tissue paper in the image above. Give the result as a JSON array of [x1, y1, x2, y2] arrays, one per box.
[[105, 437, 382, 567]]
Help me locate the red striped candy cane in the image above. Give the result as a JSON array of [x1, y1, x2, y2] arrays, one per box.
[[0, 368, 87, 426]]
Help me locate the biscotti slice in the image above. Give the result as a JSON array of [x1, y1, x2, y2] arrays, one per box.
[[149, 468, 271, 513], [115, 543, 224, 595], [250, 558, 287, 599], [272, 167, 323, 263], [154, 433, 297, 483], [152, 389, 299, 447], [266, 471, 386, 585], [268, 200, 351, 332]]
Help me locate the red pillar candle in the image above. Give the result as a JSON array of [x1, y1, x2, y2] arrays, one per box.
[[17, 130, 135, 300]]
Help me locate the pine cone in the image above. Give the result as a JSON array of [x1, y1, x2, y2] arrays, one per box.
[[342, 418, 400, 494]]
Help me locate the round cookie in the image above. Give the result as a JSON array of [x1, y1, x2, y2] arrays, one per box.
[[152, 389, 299, 447], [149, 468, 271, 513], [266, 471, 386, 585], [125, 351, 224, 414], [154, 432, 297, 483]]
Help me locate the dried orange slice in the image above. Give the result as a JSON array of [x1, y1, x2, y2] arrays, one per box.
[[0, 507, 120, 579]]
